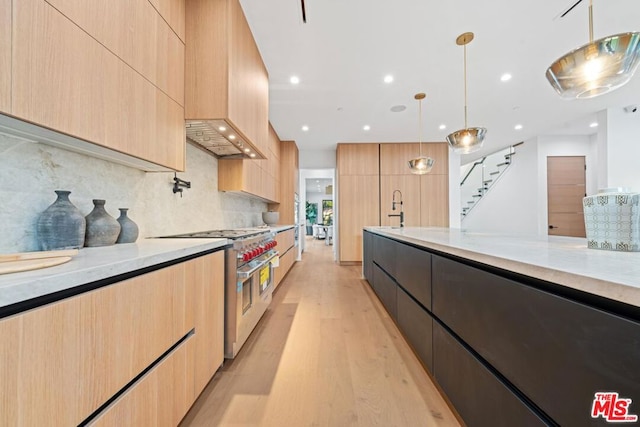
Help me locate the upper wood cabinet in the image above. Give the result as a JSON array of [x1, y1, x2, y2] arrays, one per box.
[[185, 0, 269, 157], [380, 143, 448, 176], [10, 0, 186, 171], [268, 140, 299, 225], [338, 143, 380, 176], [149, 0, 186, 42], [0, 0, 9, 112]]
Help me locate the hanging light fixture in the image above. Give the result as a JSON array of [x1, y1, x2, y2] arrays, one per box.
[[446, 32, 487, 155], [408, 93, 435, 174], [546, 0, 640, 99]]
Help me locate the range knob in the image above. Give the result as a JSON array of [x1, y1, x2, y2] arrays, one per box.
[[242, 252, 250, 262]]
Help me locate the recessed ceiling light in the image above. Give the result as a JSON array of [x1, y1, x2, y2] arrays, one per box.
[[501, 73, 512, 82], [250, 153, 256, 158], [302, 125, 309, 132], [590, 122, 599, 128], [390, 105, 406, 112], [290, 76, 300, 84], [316, 180, 319, 183], [229, 134, 236, 140], [363, 125, 371, 131], [439, 124, 447, 130], [514, 124, 523, 130], [384, 75, 394, 84], [244, 148, 250, 153], [218, 126, 226, 132]]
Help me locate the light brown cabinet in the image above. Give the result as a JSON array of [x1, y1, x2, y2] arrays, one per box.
[[10, 0, 186, 171], [0, 0, 9, 112], [149, 0, 186, 42], [218, 124, 282, 202], [0, 251, 225, 426], [268, 140, 299, 225], [185, 0, 269, 157], [337, 142, 449, 263], [88, 335, 195, 427], [274, 227, 296, 289]]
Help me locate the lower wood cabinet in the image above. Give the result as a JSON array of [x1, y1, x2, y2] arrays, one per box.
[[0, 250, 225, 426], [433, 323, 547, 427], [396, 288, 432, 372], [372, 263, 397, 320], [274, 228, 296, 289], [88, 335, 196, 427]]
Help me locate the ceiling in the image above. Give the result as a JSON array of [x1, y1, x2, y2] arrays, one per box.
[[239, 0, 640, 161]]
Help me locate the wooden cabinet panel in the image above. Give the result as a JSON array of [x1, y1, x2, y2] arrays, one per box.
[[380, 143, 449, 175], [432, 255, 640, 427], [338, 175, 380, 262], [0, 0, 9, 113], [185, 0, 268, 157], [337, 143, 379, 176], [45, 0, 185, 105], [395, 242, 431, 309], [269, 140, 299, 224], [380, 174, 421, 227], [187, 252, 224, 397], [274, 244, 296, 289], [433, 322, 547, 427], [0, 262, 189, 426], [372, 233, 397, 278], [363, 230, 373, 283], [12, 0, 185, 171], [149, 0, 186, 42], [276, 228, 295, 252], [420, 174, 449, 227], [89, 335, 195, 427], [397, 287, 433, 372]]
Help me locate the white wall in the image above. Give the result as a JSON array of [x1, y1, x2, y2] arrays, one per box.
[[0, 133, 267, 253], [605, 107, 640, 191], [299, 149, 336, 169]]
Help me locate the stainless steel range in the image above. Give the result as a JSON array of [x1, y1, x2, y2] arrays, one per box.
[[159, 228, 278, 358]]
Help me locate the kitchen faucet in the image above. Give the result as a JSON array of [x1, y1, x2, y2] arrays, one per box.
[[388, 189, 404, 227]]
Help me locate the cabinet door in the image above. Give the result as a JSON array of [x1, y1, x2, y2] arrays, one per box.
[[433, 323, 547, 427], [362, 230, 373, 283], [274, 245, 296, 289], [433, 255, 640, 426], [188, 252, 225, 396], [397, 288, 433, 372], [337, 143, 379, 176], [420, 174, 449, 227], [372, 233, 397, 278], [339, 175, 380, 262], [0, 0, 9, 112], [12, 0, 185, 171], [89, 335, 195, 427], [372, 264, 397, 320], [0, 262, 190, 426]]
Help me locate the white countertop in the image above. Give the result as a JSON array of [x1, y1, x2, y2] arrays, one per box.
[[365, 227, 640, 308], [0, 238, 228, 310], [269, 224, 296, 233]]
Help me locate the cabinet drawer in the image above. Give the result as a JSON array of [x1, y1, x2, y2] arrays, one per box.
[[433, 323, 547, 427], [395, 242, 431, 309], [397, 287, 433, 372], [372, 234, 397, 277], [433, 255, 640, 426], [363, 230, 373, 283], [372, 263, 397, 320]]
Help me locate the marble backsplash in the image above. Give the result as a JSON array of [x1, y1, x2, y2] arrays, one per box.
[[0, 132, 267, 253]]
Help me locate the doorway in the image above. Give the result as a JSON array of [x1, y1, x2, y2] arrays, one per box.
[[547, 156, 586, 237]]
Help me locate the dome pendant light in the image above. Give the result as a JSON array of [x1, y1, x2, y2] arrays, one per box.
[[408, 93, 435, 175], [546, 0, 640, 99], [446, 32, 487, 155]]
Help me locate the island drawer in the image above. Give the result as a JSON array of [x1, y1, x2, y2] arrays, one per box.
[[432, 255, 640, 426]]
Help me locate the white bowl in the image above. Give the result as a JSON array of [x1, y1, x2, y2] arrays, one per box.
[[262, 211, 279, 226]]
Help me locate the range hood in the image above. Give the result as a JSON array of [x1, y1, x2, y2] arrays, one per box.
[[185, 120, 265, 159]]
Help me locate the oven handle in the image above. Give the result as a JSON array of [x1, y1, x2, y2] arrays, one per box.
[[236, 251, 279, 279]]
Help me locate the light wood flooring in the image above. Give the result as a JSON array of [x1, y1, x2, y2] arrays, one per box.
[[180, 237, 461, 427]]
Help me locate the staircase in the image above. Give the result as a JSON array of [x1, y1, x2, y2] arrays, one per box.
[[460, 142, 523, 220]]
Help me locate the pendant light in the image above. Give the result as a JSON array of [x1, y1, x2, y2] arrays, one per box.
[[408, 93, 435, 174], [446, 32, 487, 155], [546, 0, 640, 99]]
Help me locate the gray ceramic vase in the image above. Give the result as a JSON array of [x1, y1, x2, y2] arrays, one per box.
[[36, 190, 86, 250], [85, 199, 120, 247], [116, 208, 139, 244]]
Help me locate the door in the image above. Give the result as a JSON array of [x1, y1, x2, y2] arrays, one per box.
[[547, 156, 586, 237]]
